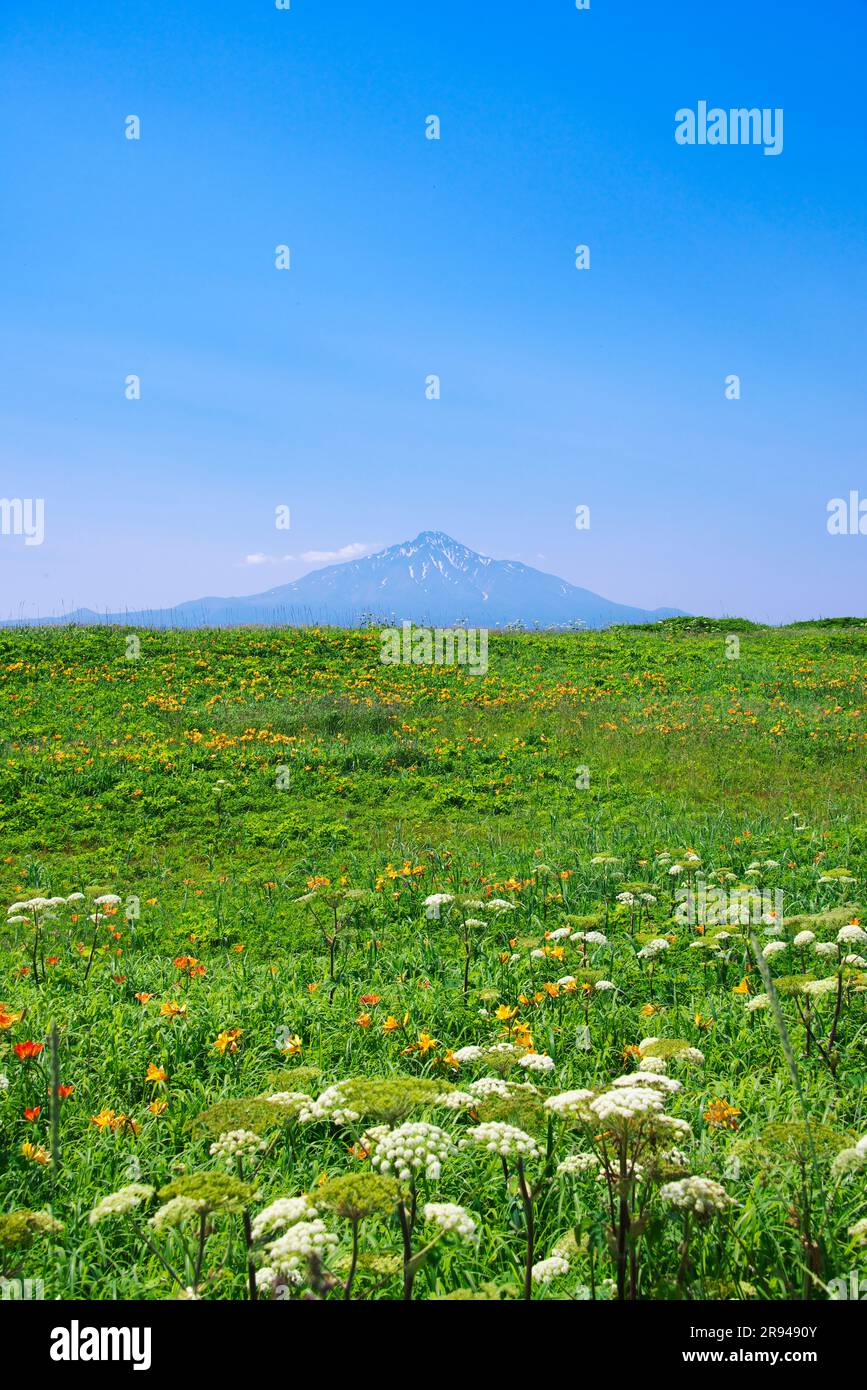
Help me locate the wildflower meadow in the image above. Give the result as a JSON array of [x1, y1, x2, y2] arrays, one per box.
[[1, 618, 865, 1308]]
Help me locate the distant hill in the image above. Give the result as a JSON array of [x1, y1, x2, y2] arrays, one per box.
[[3, 531, 686, 630]]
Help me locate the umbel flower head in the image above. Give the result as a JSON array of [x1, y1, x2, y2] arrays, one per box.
[[336, 1076, 446, 1125], [556, 1153, 598, 1177], [209, 1130, 267, 1165], [465, 1122, 540, 1161], [251, 1196, 316, 1242], [315, 1173, 402, 1223], [423, 1202, 477, 1241], [88, 1185, 155, 1225], [0, 1209, 64, 1249], [590, 1086, 665, 1126], [193, 1097, 287, 1139], [298, 1082, 361, 1126], [531, 1254, 570, 1284], [369, 1121, 455, 1181], [156, 1172, 255, 1217], [544, 1089, 595, 1121], [659, 1176, 736, 1217], [266, 1219, 338, 1275]]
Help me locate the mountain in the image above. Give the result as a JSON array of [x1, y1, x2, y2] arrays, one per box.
[[3, 532, 685, 629]]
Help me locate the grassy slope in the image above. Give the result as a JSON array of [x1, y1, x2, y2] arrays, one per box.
[[0, 623, 865, 1299]]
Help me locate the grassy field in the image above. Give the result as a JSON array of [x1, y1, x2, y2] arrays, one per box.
[[1, 619, 866, 1300]]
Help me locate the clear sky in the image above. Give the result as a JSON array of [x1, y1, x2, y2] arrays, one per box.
[[2, 0, 866, 622]]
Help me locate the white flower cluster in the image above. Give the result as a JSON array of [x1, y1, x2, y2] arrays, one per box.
[[150, 1196, 202, 1232], [251, 1196, 316, 1241], [761, 941, 788, 959], [255, 1265, 300, 1293], [468, 1076, 511, 1099], [802, 977, 838, 998], [814, 941, 839, 959], [466, 1122, 539, 1160], [209, 1130, 267, 1164], [590, 1086, 665, 1124], [369, 1121, 455, 1181], [266, 1218, 337, 1274], [89, 1184, 155, 1224], [423, 1202, 477, 1241], [423, 893, 453, 915], [265, 1091, 309, 1110], [611, 1072, 681, 1095], [838, 923, 867, 945], [653, 1115, 693, 1141], [793, 930, 816, 947], [659, 1176, 735, 1216], [437, 1090, 478, 1110], [297, 1083, 360, 1126], [544, 1089, 594, 1120], [637, 1055, 667, 1073], [531, 1254, 570, 1283], [518, 1052, 555, 1073], [745, 993, 771, 1012], [637, 938, 671, 961], [451, 1045, 483, 1063], [556, 1153, 598, 1177], [574, 930, 608, 947]]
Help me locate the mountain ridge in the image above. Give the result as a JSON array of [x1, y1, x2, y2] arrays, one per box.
[[2, 531, 686, 629]]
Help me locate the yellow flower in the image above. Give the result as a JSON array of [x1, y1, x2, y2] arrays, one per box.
[[21, 1140, 50, 1164], [90, 1108, 117, 1129], [732, 978, 751, 995], [495, 1004, 518, 1021], [703, 1098, 741, 1130], [148, 1099, 168, 1115], [640, 1003, 659, 1017], [145, 1063, 167, 1084], [417, 1031, 437, 1053], [382, 1015, 401, 1032], [280, 1033, 303, 1056], [213, 1028, 242, 1055], [356, 1012, 372, 1029], [159, 999, 187, 1018]]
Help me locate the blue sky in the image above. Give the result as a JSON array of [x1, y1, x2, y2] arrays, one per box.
[[2, 0, 865, 622]]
